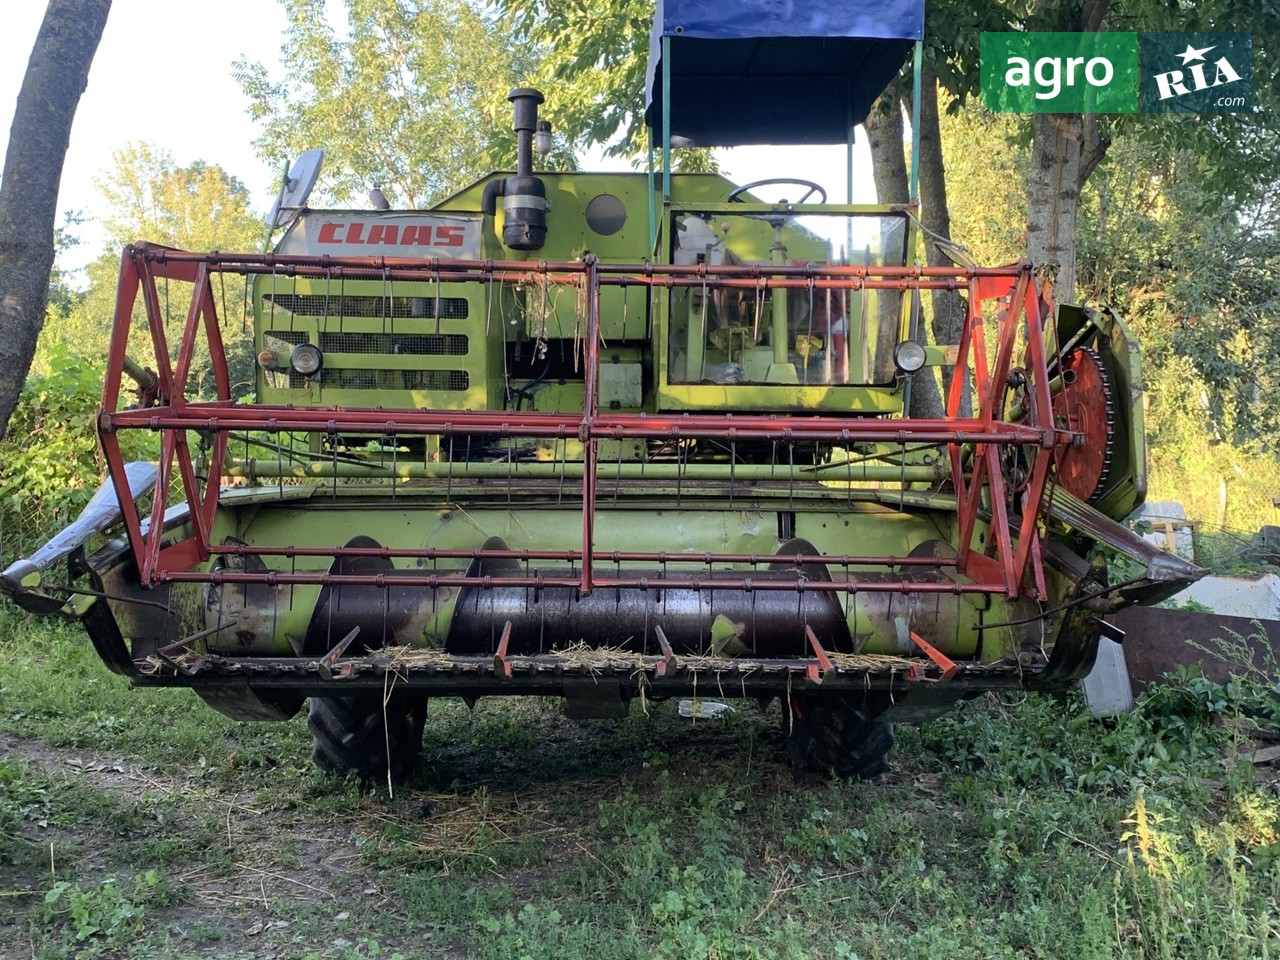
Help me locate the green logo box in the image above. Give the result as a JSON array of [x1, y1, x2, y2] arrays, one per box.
[[1140, 33, 1252, 113], [980, 32, 1139, 113]]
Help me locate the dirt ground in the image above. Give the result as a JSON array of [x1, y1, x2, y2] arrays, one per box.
[[0, 729, 457, 959]]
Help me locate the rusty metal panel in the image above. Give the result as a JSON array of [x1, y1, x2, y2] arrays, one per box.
[[1111, 606, 1280, 690]]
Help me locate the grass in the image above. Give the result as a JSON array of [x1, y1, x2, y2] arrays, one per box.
[[2, 604, 1279, 958]]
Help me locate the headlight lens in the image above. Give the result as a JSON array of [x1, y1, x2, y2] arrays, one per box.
[[894, 340, 927, 374], [289, 343, 324, 377]]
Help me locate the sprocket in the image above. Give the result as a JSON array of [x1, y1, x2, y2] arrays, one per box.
[[1051, 346, 1115, 503]]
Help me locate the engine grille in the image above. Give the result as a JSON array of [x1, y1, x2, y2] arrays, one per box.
[[319, 333, 468, 356], [266, 332, 468, 357], [287, 369, 470, 391], [263, 294, 468, 320]]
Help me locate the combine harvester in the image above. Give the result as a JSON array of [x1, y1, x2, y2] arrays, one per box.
[[1, 0, 1202, 780]]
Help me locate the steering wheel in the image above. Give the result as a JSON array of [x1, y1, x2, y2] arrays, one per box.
[[728, 178, 827, 205]]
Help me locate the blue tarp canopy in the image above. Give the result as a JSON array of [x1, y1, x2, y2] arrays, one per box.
[[644, 0, 924, 146]]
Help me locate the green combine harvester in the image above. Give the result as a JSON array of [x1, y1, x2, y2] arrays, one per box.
[[2, 0, 1201, 781]]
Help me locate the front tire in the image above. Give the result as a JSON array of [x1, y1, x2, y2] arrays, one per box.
[[784, 695, 894, 780], [307, 693, 428, 783]]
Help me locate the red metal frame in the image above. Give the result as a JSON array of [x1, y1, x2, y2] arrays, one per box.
[[98, 245, 1067, 603]]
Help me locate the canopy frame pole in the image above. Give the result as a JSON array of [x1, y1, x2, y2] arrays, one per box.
[[661, 34, 672, 205], [846, 79, 855, 260], [648, 133, 657, 253], [909, 38, 923, 201], [846, 79, 855, 205]]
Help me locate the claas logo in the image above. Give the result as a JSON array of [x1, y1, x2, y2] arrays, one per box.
[[316, 222, 466, 246]]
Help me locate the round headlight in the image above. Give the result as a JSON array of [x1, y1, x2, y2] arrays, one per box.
[[894, 340, 927, 374], [289, 343, 324, 377]]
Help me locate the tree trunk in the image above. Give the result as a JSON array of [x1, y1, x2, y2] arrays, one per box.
[[865, 93, 909, 210], [0, 0, 111, 438], [1026, 113, 1085, 303], [864, 92, 944, 418], [914, 65, 968, 415], [1024, 0, 1111, 306]]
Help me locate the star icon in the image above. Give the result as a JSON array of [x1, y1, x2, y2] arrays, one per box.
[[1177, 43, 1215, 64]]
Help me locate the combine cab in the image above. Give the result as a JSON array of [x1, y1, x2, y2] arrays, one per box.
[[2, 0, 1201, 780]]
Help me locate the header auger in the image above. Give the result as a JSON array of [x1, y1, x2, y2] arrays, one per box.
[[2, 0, 1202, 782]]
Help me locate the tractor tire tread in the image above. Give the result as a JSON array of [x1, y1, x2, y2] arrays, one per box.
[[787, 697, 894, 780], [308, 694, 427, 783]]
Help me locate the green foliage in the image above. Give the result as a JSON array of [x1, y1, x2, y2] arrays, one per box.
[[43, 870, 166, 949], [926, 688, 1224, 796], [942, 1, 1280, 207], [1170, 632, 1280, 735], [499, 0, 650, 160], [1106, 1, 1280, 215], [497, 0, 714, 170], [95, 143, 263, 252], [1077, 132, 1280, 457], [1116, 787, 1280, 960], [36, 143, 262, 399], [924, 680, 1280, 959], [236, 0, 569, 209], [47, 211, 85, 319], [0, 347, 109, 555], [0, 759, 53, 866], [922, 0, 1016, 103], [0, 607, 311, 784], [0, 344, 166, 559], [1141, 356, 1280, 530], [4, 610, 1280, 959], [936, 103, 1027, 264], [311, 940, 408, 960]]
